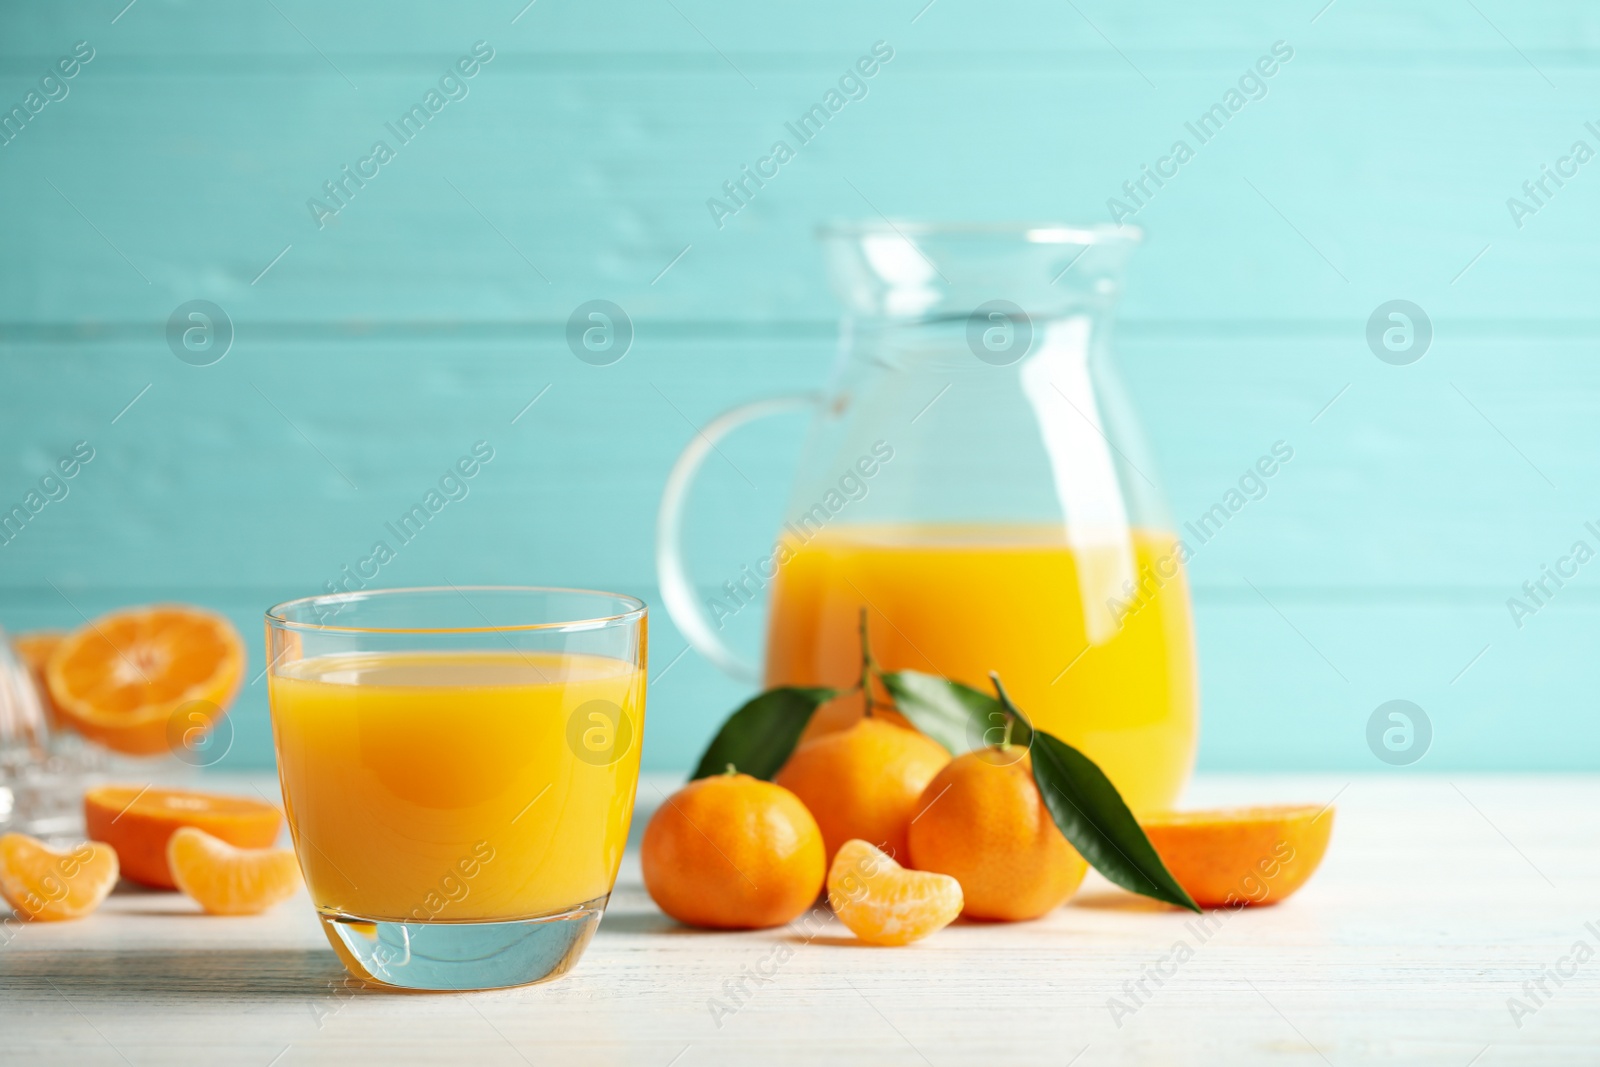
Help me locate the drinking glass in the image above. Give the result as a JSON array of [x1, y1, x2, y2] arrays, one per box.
[[265, 586, 646, 991]]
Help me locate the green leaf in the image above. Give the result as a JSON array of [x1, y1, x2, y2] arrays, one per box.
[[878, 669, 1015, 755], [690, 687, 840, 781], [1029, 728, 1201, 912]]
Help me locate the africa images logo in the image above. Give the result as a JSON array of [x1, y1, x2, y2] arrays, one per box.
[[1106, 40, 1294, 225], [705, 41, 895, 230], [306, 41, 496, 230]]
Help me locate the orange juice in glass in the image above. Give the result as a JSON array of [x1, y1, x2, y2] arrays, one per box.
[[265, 587, 646, 991]]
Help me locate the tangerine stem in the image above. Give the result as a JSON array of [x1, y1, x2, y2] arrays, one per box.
[[989, 671, 1021, 748], [858, 606, 874, 718]]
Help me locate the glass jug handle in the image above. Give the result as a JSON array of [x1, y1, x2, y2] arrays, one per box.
[[655, 393, 821, 683]]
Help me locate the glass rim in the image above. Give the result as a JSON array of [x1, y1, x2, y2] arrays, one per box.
[[264, 584, 647, 636], [815, 219, 1143, 245]]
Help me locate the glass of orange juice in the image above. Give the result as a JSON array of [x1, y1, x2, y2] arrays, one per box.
[[264, 586, 646, 991]]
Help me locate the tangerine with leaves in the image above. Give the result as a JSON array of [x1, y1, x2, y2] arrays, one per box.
[[776, 716, 950, 865], [688, 627, 1216, 917], [907, 746, 1088, 922], [642, 769, 824, 930]]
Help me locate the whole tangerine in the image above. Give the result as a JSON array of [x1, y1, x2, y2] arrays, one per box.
[[907, 746, 1088, 922], [642, 771, 824, 930], [775, 716, 950, 864]]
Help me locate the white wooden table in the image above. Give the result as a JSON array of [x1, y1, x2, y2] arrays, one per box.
[[3, 773, 1597, 1066]]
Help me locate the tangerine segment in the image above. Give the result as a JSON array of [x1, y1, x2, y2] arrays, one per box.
[[84, 785, 283, 889], [168, 827, 301, 916], [828, 839, 962, 946], [0, 833, 119, 922], [46, 604, 245, 756], [1140, 805, 1334, 908], [642, 773, 825, 930]]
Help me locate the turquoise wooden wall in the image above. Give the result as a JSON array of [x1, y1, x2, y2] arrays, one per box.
[[2, 1, 1598, 772]]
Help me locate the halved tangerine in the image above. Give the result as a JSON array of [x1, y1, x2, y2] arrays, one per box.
[[1139, 804, 1334, 908], [0, 833, 119, 922], [84, 785, 283, 889], [827, 839, 963, 946], [45, 605, 244, 756], [168, 827, 301, 916]]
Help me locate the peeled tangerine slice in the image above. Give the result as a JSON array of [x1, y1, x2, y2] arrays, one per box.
[[828, 839, 963, 946], [0, 833, 119, 922], [1140, 804, 1334, 909], [168, 827, 301, 916]]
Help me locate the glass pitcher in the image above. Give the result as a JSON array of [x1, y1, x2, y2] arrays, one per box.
[[657, 222, 1197, 813]]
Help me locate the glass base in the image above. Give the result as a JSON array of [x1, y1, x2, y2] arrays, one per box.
[[318, 896, 607, 991]]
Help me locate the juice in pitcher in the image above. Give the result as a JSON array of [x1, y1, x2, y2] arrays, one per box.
[[764, 524, 1197, 813], [656, 223, 1198, 812]]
